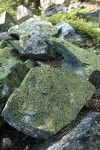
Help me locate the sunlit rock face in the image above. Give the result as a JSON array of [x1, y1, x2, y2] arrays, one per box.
[[2, 67, 94, 139]]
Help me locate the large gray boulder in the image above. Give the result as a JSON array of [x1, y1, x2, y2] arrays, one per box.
[[8, 19, 58, 59], [0, 47, 29, 127], [47, 37, 100, 86], [2, 67, 94, 139], [38, 112, 100, 150]]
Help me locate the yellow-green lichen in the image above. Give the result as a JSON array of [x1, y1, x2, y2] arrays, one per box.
[[2, 67, 94, 139]]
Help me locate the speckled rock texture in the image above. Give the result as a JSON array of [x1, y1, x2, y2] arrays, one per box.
[[47, 37, 100, 86], [56, 22, 81, 42], [8, 19, 58, 59], [2, 67, 94, 139], [0, 47, 29, 127], [38, 112, 100, 150]]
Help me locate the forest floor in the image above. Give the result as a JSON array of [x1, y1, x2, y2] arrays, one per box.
[[0, 1, 100, 150]]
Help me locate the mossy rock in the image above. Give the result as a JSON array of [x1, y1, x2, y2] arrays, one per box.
[[47, 37, 100, 86], [8, 20, 58, 60], [2, 67, 94, 139], [0, 47, 29, 127]]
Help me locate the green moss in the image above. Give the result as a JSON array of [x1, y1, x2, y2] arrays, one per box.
[[43, 9, 100, 47], [2, 67, 94, 139]]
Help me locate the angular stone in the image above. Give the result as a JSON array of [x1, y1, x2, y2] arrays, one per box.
[[0, 47, 29, 127], [2, 67, 94, 139], [0, 11, 14, 32], [38, 112, 100, 150], [19, 34, 56, 59], [47, 37, 100, 86], [56, 22, 81, 42], [8, 20, 58, 60], [17, 5, 33, 21]]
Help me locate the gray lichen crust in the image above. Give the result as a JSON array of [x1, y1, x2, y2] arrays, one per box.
[[2, 67, 94, 139]]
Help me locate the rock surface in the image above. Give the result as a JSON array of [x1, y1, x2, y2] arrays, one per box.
[[47, 37, 100, 86], [8, 19, 58, 59], [56, 22, 81, 42], [2, 67, 94, 139], [0, 47, 29, 127], [38, 112, 100, 150], [17, 5, 33, 21]]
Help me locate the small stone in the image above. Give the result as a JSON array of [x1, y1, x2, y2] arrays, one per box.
[[2, 137, 12, 149]]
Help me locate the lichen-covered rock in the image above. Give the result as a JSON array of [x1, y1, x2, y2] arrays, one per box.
[[8, 19, 58, 59], [2, 67, 94, 139], [0, 47, 29, 127], [38, 112, 100, 150], [8, 19, 58, 38], [56, 22, 81, 42], [47, 37, 100, 86], [19, 34, 56, 59]]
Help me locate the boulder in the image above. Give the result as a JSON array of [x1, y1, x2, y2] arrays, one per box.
[[2, 67, 94, 139], [0, 11, 14, 32], [43, 4, 64, 17], [47, 37, 100, 86], [0, 47, 29, 127], [38, 112, 100, 150], [8, 20, 58, 59], [17, 5, 33, 22], [56, 22, 81, 42], [19, 34, 56, 59]]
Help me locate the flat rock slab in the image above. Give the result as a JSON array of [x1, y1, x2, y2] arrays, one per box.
[[47, 37, 100, 86], [38, 112, 100, 150], [2, 67, 94, 139]]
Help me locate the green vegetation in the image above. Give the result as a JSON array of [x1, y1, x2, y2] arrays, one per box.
[[44, 9, 100, 47], [0, 0, 40, 21]]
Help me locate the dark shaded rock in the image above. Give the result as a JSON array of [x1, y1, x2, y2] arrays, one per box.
[[38, 112, 100, 150], [2, 67, 94, 139]]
